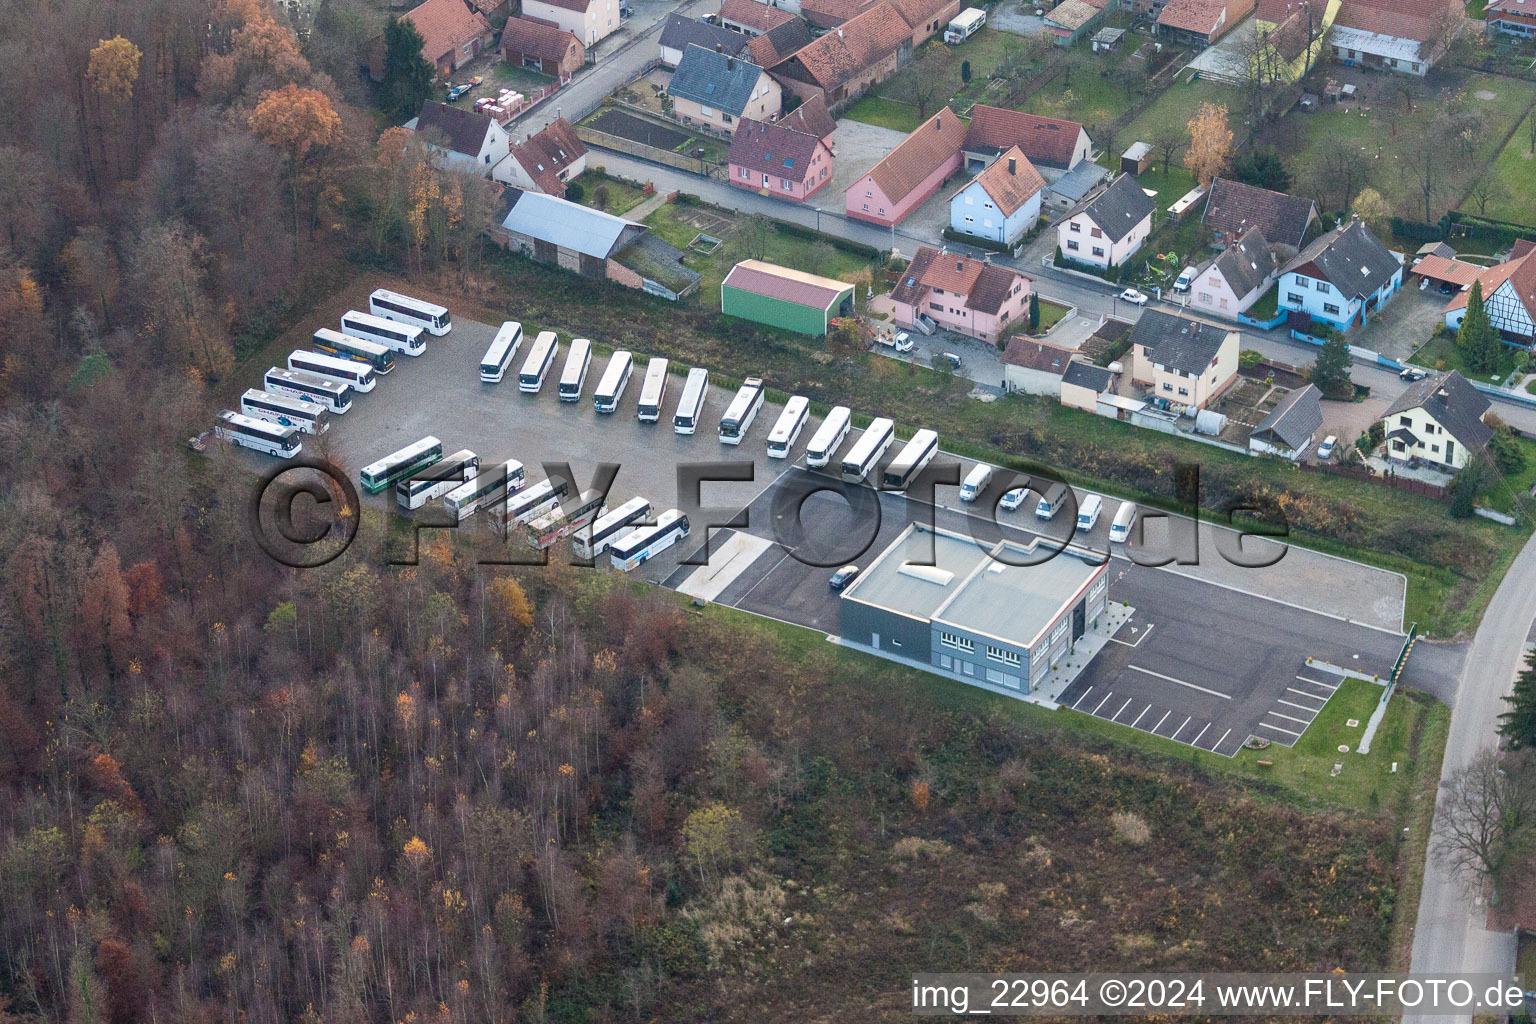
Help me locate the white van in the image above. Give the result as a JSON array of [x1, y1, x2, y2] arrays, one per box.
[[1110, 501, 1137, 544], [1077, 493, 1103, 532], [1000, 486, 1029, 512], [959, 463, 992, 502]]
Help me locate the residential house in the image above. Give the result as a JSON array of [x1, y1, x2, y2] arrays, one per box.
[[745, 0, 803, 14], [1380, 370, 1492, 470], [1189, 227, 1278, 318], [746, 19, 815, 67], [523, 0, 621, 47], [502, 16, 587, 79], [801, 0, 881, 29], [501, 119, 587, 198], [1278, 218, 1403, 334], [778, 94, 838, 138], [949, 146, 1047, 247], [1060, 361, 1120, 413], [1486, 0, 1536, 37], [1128, 309, 1241, 410], [718, 0, 801, 33], [1248, 383, 1323, 459], [1046, 0, 1105, 43], [658, 13, 750, 66], [846, 107, 965, 226], [728, 118, 836, 200], [1442, 245, 1536, 347], [402, 0, 496, 74], [961, 105, 1093, 182], [1251, 0, 1340, 82], [410, 101, 512, 178], [771, 1, 913, 110], [1329, 0, 1463, 75], [1056, 173, 1156, 271], [668, 45, 782, 134], [1044, 161, 1110, 212], [889, 0, 966, 47], [888, 246, 1032, 342], [489, 190, 703, 300], [1002, 339, 1074, 396], [1201, 177, 1319, 253], [1156, 0, 1257, 45], [467, 0, 513, 25]]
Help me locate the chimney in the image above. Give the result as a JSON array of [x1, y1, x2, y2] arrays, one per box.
[[716, 42, 723, 51], [935, 114, 942, 130], [727, 56, 735, 69], [956, 259, 964, 273], [1008, 156, 1016, 175], [838, 27, 844, 36]]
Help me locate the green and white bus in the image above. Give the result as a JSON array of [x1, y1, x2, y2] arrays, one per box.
[[360, 436, 442, 494]]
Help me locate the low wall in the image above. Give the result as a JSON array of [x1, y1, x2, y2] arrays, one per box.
[[575, 124, 724, 178]]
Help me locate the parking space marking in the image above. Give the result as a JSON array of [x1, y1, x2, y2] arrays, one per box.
[[1092, 692, 1114, 716], [1286, 686, 1327, 701], [1153, 709, 1171, 733], [1127, 664, 1231, 699], [1191, 722, 1211, 746], [1108, 623, 1155, 648], [732, 549, 790, 606], [1170, 716, 1192, 739], [1259, 720, 1302, 737], [1131, 704, 1150, 728], [1268, 709, 1313, 725], [1073, 686, 1096, 710], [1113, 697, 1134, 721], [1214, 728, 1232, 751], [1295, 675, 1338, 691], [1277, 699, 1321, 713]]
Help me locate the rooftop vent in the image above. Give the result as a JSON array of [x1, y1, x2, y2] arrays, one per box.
[[898, 563, 954, 586]]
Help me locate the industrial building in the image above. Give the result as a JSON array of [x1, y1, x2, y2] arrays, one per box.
[[720, 260, 856, 337], [839, 522, 1109, 696]]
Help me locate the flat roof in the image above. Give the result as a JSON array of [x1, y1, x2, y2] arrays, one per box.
[[842, 522, 1105, 649]]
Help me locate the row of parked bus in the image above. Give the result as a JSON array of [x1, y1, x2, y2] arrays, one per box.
[[354, 433, 692, 570], [213, 290, 451, 458]]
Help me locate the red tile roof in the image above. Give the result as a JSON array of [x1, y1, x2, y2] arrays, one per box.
[[500, 16, 585, 65], [889, 0, 960, 30], [964, 105, 1087, 170], [780, 1, 911, 90], [861, 107, 964, 204], [779, 94, 838, 138], [1514, 238, 1536, 259], [801, 0, 880, 27], [1002, 338, 1073, 373], [728, 118, 827, 182], [746, 18, 814, 67], [719, 0, 800, 31], [530, 0, 593, 12], [1413, 254, 1482, 288], [403, 0, 494, 64], [964, 146, 1046, 216], [1444, 251, 1536, 321], [1157, 0, 1230, 34], [512, 118, 585, 196], [892, 245, 1028, 316], [1332, 0, 1460, 42]]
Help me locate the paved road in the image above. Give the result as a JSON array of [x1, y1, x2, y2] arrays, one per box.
[[1404, 532, 1536, 1024]]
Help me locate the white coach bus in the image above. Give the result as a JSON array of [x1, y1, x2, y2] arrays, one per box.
[[558, 338, 593, 402], [444, 460, 526, 522], [480, 321, 524, 383], [396, 449, 478, 511], [571, 496, 653, 559], [341, 310, 426, 357], [288, 350, 377, 393], [264, 367, 352, 414], [369, 288, 451, 336], [519, 331, 559, 393], [610, 509, 690, 571], [360, 436, 443, 495], [718, 376, 765, 445], [840, 417, 895, 483], [593, 351, 634, 414], [673, 368, 710, 434], [241, 388, 330, 435], [766, 396, 810, 459], [882, 429, 938, 491], [637, 357, 669, 423], [805, 405, 851, 468], [215, 410, 302, 458]]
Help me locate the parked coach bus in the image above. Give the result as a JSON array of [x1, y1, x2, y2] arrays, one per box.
[[341, 309, 426, 356], [571, 496, 653, 560], [288, 350, 377, 393], [264, 367, 352, 414], [397, 449, 479, 511], [593, 350, 633, 414], [766, 396, 810, 458], [360, 436, 443, 495], [241, 388, 330, 435], [559, 338, 593, 402], [519, 331, 559, 394], [610, 509, 689, 572], [882, 429, 938, 491], [313, 327, 394, 374], [637, 357, 669, 423], [444, 460, 526, 522], [369, 288, 451, 336], [480, 321, 523, 383], [718, 376, 764, 445], [673, 368, 709, 435], [841, 417, 895, 483], [805, 405, 851, 469], [524, 489, 607, 550], [215, 410, 301, 458], [486, 477, 571, 534]]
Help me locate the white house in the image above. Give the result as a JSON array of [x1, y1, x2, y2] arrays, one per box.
[[1277, 218, 1403, 335], [523, 0, 620, 46], [1001, 338, 1073, 396], [1380, 370, 1492, 471], [1056, 173, 1156, 271], [949, 147, 1046, 248], [1248, 383, 1323, 460], [500, 119, 587, 199], [1189, 226, 1277, 318], [1443, 242, 1536, 347], [410, 101, 512, 180]]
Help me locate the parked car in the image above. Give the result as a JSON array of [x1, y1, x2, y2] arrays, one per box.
[[829, 564, 861, 590], [944, 352, 962, 369], [1399, 367, 1427, 382], [1119, 288, 1149, 306], [446, 83, 471, 101], [1439, 281, 1457, 295], [1172, 267, 1196, 293], [1316, 435, 1338, 460]]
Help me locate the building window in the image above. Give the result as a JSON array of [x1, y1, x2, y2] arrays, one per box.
[[985, 667, 1006, 684], [939, 632, 974, 653], [1314, 280, 1329, 292], [1287, 292, 1304, 305], [1069, 222, 1081, 232], [1178, 387, 1189, 396], [1090, 227, 1102, 238], [1431, 444, 1440, 454], [1090, 577, 1106, 598], [939, 653, 952, 669], [1294, 275, 1309, 286], [1067, 240, 1079, 251], [986, 645, 1021, 667], [782, 178, 791, 190], [1092, 247, 1104, 257], [961, 661, 975, 676], [929, 301, 943, 311], [1050, 621, 1068, 644], [965, 194, 974, 206], [1323, 302, 1340, 315], [1393, 440, 1406, 451], [1198, 292, 1212, 303], [1162, 382, 1173, 392], [722, 113, 732, 123]]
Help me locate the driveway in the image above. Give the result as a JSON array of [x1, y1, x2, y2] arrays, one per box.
[[815, 120, 909, 214], [990, 0, 1050, 34], [1183, 17, 1256, 80], [1353, 283, 1449, 361]]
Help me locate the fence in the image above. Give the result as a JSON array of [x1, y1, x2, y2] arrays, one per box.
[[574, 124, 727, 179], [1297, 460, 1448, 499]]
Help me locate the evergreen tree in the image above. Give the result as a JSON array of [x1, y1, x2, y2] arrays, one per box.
[[1230, 147, 1293, 193], [380, 18, 434, 121], [1457, 280, 1501, 374], [1028, 292, 1040, 331], [1500, 652, 1536, 749], [1310, 327, 1352, 398]]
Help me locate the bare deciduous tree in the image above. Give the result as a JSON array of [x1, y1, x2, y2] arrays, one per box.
[[1436, 748, 1536, 903]]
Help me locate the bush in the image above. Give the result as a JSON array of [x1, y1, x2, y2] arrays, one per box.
[[1489, 430, 1528, 475], [592, 183, 610, 210], [1239, 349, 1263, 370], [565, 180, 585, 203]]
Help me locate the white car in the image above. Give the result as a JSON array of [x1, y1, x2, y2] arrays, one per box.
[[893, 331, 914, 352], [1317, 435, 1338, 460], [1119, 288, 1149, 306]]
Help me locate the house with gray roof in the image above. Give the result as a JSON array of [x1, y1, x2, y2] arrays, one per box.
[[1056, 173, 1156, 270], [489, 190, 701, 300], [1278, 217, 1403, 335], [1060, 359, 1119, 413], [667, 44, 781, 135], [1380, 370, 1492, 471], [409, 101, 512, 180], [659, 14, 750, 67], [1249, 384, 1323, 460], [1189, 226, 1278, 319], [1128, 309, 1240, 410]]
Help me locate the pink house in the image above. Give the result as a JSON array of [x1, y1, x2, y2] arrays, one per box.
[[845, 107, 964, 226], [728, 118, 835, 201], [887, 246, 1032, 343]]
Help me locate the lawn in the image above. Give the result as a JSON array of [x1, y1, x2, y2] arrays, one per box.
[[1020, 45, 1142, 128], [1479, 434, 1536, 517], [1121, 78, 1246, 151], [1468, 112, 1536, 228], [568, 170, 647, 215], [1408, 333, 1521, 384], [1037, 297, 1071, 331], [841, 94, 924, 132], [1248, 283, 1280, 320]]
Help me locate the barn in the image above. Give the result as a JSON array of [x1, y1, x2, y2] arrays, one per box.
[[720, 260, 855, 337]]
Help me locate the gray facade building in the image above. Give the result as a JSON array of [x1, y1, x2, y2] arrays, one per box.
[[839, 523, 1109, 697]]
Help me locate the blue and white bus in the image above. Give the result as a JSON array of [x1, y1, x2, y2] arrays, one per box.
[[288, 350, 377, 393], [369, 288, 451, 336], [341, 310, 427, 356], [264, 367, 352, 414], [519, 331, 559, 393], [593, 351, 633, 414], [480, 321, 523, 383], [571, 495, 652, 559], [610, 510, 689, 571], [241, 388, 330, 435]]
